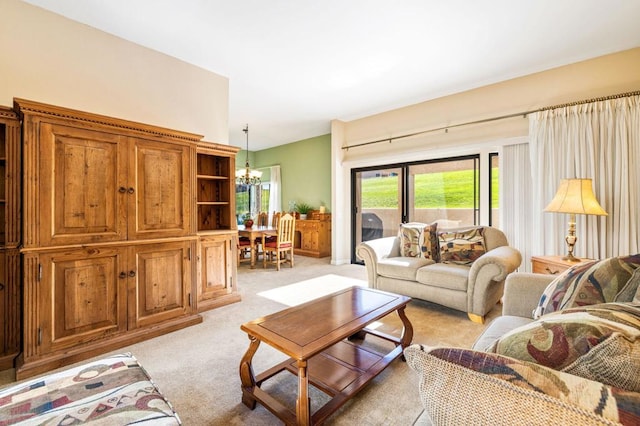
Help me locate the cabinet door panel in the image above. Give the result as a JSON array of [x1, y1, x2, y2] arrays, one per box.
[[199, 235, 233, 301], [37, 247, 127, 353], [0, 250, 5, 356], [130, 139, 191, 239], [130, 241, 192, 328], [39, 123, 127, 246]]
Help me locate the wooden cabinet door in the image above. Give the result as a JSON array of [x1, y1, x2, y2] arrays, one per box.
[[129, 138, 191, 240], [197, 235, 236, 311], [28, 247, 128, 354], [0, 250, 5, 358], [0, 249, 20, 369], [37, 123, 127, 247], [128, 241, 193, 329]]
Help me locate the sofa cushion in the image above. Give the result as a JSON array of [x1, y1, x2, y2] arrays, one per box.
[[378, 256, 434, 281], [416, 262, 469, 291], [398, 222, 439, 260], [0, 353, 180, 425], [438, 227, 486, 265], [404, 344, 640, 426], [487, 302, 640, 391], [533, 254, 640, 319]]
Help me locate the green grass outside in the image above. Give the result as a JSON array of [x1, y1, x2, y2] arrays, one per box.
[[362, 168, 499, 208], [235, 168, 499, 212]]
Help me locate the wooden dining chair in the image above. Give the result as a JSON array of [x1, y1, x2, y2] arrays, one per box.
[[251, 212, 268, 260], [262, 213, 295, 270], [237, 237, 252, 265], [256, 211, 268, 227]]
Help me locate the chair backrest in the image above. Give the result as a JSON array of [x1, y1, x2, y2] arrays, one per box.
[[277, 213, 295, 245], [256, 212, 268, 227], [271, 211, 281, 228]]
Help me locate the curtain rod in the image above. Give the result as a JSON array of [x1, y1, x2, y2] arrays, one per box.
[[342, 89, 640, 150]]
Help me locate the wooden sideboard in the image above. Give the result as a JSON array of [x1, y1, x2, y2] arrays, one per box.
[[8, 99, 239, 379], [294, 214, 331, 258]]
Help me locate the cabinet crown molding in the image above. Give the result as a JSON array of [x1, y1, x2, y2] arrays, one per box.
[[14, 98, 203, 142]]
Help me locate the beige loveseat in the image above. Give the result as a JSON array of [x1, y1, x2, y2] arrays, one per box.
[[406, 255, 640, 425], [356, 225, 522, 323]]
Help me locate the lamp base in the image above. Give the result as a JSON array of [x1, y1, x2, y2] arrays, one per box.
[[562, 253, 581, 262]]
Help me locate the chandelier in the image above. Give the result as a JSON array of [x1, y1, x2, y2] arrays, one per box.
[[235, 124, 262, 185]]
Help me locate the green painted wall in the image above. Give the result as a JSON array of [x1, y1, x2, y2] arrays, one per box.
[[236, 134, 331, 212]]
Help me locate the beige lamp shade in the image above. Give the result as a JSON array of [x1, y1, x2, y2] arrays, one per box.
[[544, 178, 608, 216], [544, 178, 607, 261]]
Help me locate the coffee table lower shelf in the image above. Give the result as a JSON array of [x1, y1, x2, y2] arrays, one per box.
[[247, 336, 404, 425]]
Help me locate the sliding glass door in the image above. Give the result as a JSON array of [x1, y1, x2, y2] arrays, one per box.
[[352, 167, 403, 248], [352, 155, 482, 263]]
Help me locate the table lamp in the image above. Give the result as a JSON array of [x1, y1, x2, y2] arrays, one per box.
[[544, 178, 607, 261]]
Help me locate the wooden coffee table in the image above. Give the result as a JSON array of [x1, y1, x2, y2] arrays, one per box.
[[239, 286, 413, 425]]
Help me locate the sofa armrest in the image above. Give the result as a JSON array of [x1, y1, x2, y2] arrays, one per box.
[[469, 245, 522, 284], [355, 237, 398, 287], [501, 272, 555, 318]]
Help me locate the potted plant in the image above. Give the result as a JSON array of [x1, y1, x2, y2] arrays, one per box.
[[295, 202, 313, 220], [242, 212, 254, 228]]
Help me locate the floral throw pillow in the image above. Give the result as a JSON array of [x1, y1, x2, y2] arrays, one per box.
[[486, 302, 640, 391], [438, 227, 486, 265]]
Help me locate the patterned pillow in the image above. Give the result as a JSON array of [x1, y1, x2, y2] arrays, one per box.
[[421, 222, 439, 261], [404, 344, 640, 426], [438, 227, 486, 265], [486, 302, 640, 391], [533, 254, 640, 319], [398, 222, 425, 257], [398, 222, 438, 260]]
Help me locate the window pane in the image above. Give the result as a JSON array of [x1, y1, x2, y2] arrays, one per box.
[[408, 158, 478, 227], [357, 168, 402, 242], [260, 183, 270, 213], [490, 153, 500, 227]]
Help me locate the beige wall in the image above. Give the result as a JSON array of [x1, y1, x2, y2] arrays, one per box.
[[332, 48, 640, 264], [1, 0, 228, 142], [340, 48, 640, 159]]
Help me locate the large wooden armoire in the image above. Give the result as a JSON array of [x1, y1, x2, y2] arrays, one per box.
[[11, 99, 240, 379]]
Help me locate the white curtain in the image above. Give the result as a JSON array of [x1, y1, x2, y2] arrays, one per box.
[[268, 165, 281, 218], [529, 95, 640, 259], [501, 142, 533, 271]]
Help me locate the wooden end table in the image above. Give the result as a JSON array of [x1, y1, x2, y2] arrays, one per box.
[[239, 286, 413, 425], [531, 255, 593, 275]]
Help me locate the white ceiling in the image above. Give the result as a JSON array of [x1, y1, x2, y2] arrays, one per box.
[[22, 0, 640, 150]]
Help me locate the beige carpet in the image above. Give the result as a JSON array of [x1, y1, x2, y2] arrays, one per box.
[[0, 256, 501, 425]]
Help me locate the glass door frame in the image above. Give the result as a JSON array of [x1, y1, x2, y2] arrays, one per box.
[[351, 154, 481, 264]]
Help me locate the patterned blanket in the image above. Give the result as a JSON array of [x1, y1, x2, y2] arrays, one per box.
[[0, 353, 180, 425]]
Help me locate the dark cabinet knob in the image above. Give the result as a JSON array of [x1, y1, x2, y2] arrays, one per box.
[[128, 270, 136, 278], [119, 187, 127, 193], [128, 187, 135, 194], [119, 272, 127, 279]]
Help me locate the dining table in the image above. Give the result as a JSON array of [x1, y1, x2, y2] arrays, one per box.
[[237, 225, 277, 268]]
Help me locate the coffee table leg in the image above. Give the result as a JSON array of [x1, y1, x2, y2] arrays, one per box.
[[397, 306, 414, 360], [296, 360, 311, 425], [239, 334, 261, 408]]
